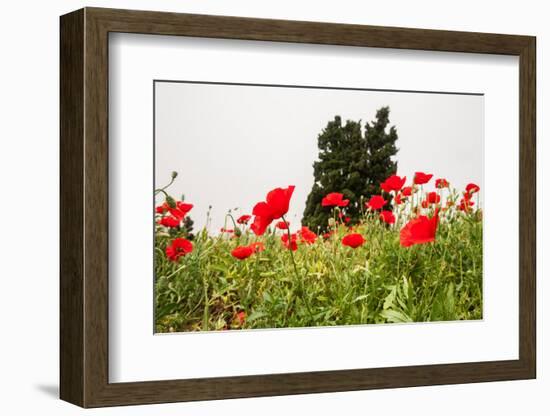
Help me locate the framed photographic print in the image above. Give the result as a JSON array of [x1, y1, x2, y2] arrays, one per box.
[[60, 7, 536, 408]]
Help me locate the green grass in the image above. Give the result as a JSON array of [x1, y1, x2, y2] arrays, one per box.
[[154, 210, 482, 332]]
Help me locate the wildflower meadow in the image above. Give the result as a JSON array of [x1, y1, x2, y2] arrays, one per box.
[[154, 171, 482, 332]]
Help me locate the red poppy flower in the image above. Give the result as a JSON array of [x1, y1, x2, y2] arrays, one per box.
[[156, 201, 192, 219], [400, 211, 439, 247], [342, 233, 365, 248], [366, 195, 387, 210], [402, 186, 413, 197], [344, 217, 351, 223], [159, 215, 180, 228], [395, 193, 404, 205], [466, 183, 480, 194], [220, 228, 234, 233], [322, 192, 349, 207], [414, 172, 433, 185], [254, 186, 295, 219], [421, 200, 429, 209], [251, 185, 295, 235], [231, 245, 255, 260], [249, 242, 265, 253], [174, 201, 193, 218], [155, 202, 170, 214], [381, 175, 406, 193], [237, 214, 251, 224], [276, 220, 288, 230], [380, 210, 396, 224], [459, 196, 474, 212], [435, 178, 449, 189], [426, 192, 441, 204], [250, 216, 272, 236], [165, 238, 193, 261], [299, 226, 317, 244], [235, 311, 246, 325], [281, 233, 298, 251]]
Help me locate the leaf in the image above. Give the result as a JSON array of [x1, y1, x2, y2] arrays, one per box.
[[383, 286, 397, 310], [210, 264, 230, 275], [247, 311, 267, 322], [155, 303, 178, 319], [380, 309, 412, 323], [313, 310, 327, 320], [396, 295, 408, 312], [402, 276, 410, 299], [352, 294, 368, 303], [445, 283, 456, 313]]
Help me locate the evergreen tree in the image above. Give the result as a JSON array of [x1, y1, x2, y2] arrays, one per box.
[[364, 107, 398, 195], [302, 107, 398, 232]]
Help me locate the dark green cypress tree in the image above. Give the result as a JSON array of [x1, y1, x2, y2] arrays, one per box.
[[301, 116, 366, 233], [364, 106, 398, 195], [302, 107, 398, 232]]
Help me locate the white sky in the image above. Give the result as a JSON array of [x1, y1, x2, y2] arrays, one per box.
[[155, 82, 483, 233]]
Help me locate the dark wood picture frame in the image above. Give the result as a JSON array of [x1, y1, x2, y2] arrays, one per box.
[[60, 7, 536, 408]]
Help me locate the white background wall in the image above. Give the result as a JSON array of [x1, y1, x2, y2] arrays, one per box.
[[0, 0, 546, 414]]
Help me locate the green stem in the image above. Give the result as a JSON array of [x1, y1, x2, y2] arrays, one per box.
[[396, 247, 402, 278], [154, 176, 176, 196], [202, 273, 209, 331], [225, 212, 239, 235], [192, 240, 208, 331], [282, 216, 300, 281], [281, 215, 313, 319], [162, 262, 187, 280]]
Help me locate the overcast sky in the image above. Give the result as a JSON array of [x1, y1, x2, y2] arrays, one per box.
[[155, 81, 483, 233]]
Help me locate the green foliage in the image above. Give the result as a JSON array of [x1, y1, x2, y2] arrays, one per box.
[[365, 107, 399, 195], [155, 214, 483, 333], [182, 216, 195, 240], [302, 107, 398, 232]]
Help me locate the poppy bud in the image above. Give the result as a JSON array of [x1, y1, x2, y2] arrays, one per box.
[[165, 195, 176, 208], [234, 228, 242, 237], [171, 171, 178, 179]]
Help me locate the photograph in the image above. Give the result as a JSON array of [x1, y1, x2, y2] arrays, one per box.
[[153, 80, 484, 333]]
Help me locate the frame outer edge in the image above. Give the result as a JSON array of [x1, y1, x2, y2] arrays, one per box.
[[519, 36, 537, 378], [83, 6, 111, 408], [61, 7, 537, 407], [60, 8, 86, 407], [85, 6, 532, 54]]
